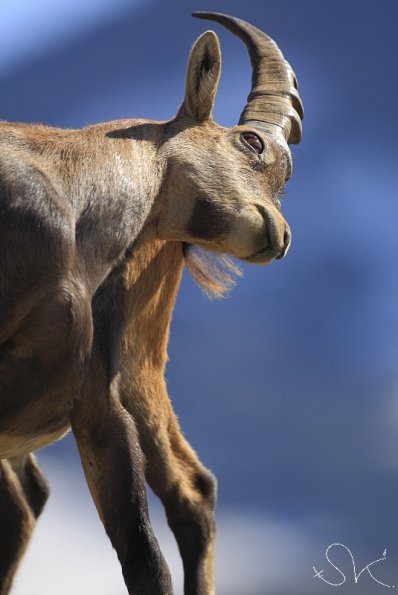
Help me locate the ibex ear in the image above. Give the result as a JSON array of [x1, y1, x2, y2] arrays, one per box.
[[178, 31, 221, 122]]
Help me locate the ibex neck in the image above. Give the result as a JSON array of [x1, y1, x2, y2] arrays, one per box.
[[120, 235, 184, 372]]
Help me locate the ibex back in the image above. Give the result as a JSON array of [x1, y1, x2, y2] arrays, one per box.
[[0, 12, 303, 595]]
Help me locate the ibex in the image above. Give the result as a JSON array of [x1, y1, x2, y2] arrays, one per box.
[[0, 12, 303, 595]]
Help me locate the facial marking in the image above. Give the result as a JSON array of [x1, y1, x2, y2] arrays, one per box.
[[188, 195, 230, 241]]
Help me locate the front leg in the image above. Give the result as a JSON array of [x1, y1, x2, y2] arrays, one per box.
[[71, 372, 173, 595], [121, 370, 217, 595]]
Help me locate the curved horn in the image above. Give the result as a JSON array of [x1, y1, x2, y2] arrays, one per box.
[[192, 11, 303, 144]]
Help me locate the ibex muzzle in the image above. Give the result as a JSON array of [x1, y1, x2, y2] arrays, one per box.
[[0, 12, 303, 595]]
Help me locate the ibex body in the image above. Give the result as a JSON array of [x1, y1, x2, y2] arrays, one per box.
[[0, 13, 303, 595]]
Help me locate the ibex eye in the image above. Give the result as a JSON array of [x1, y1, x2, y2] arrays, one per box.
[[241, 133, 264, 155]]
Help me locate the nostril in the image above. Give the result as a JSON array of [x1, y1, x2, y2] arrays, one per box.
[[255, 205, 291, 260], [283, 228, 291, 250], [276, 227, 291, 260]]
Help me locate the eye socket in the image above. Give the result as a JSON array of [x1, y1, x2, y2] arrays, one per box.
[[241, 132, 264, 155], [282, 153, 292, 182]]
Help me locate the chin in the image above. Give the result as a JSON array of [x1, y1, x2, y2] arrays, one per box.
[[241, 250, 274, 265]]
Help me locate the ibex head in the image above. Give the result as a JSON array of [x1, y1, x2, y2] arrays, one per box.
[[156, 12, 303, 272]]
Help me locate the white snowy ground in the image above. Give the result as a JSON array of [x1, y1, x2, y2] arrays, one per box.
[[11, 454, 324, 595]]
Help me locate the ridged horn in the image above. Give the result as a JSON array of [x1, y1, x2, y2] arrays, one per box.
[[192, 11, 303, 144]]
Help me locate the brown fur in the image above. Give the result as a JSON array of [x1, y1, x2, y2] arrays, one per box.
[[0, 19, 300, 595]]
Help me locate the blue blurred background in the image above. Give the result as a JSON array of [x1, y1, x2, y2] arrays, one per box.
[[2, 0, 398, 593]]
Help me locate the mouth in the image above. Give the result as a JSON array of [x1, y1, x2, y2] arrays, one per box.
[[242, 246, 274, 265], [243, 225, 291, 264], [243, 237, 290, 264]]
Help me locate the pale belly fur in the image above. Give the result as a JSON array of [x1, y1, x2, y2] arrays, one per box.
[[0, 425, 70, 459]]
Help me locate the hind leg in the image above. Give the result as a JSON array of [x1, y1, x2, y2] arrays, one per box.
[[11, 454, 50, 520], [122, 372, 217, 595], [0, 454, 48, 595]]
